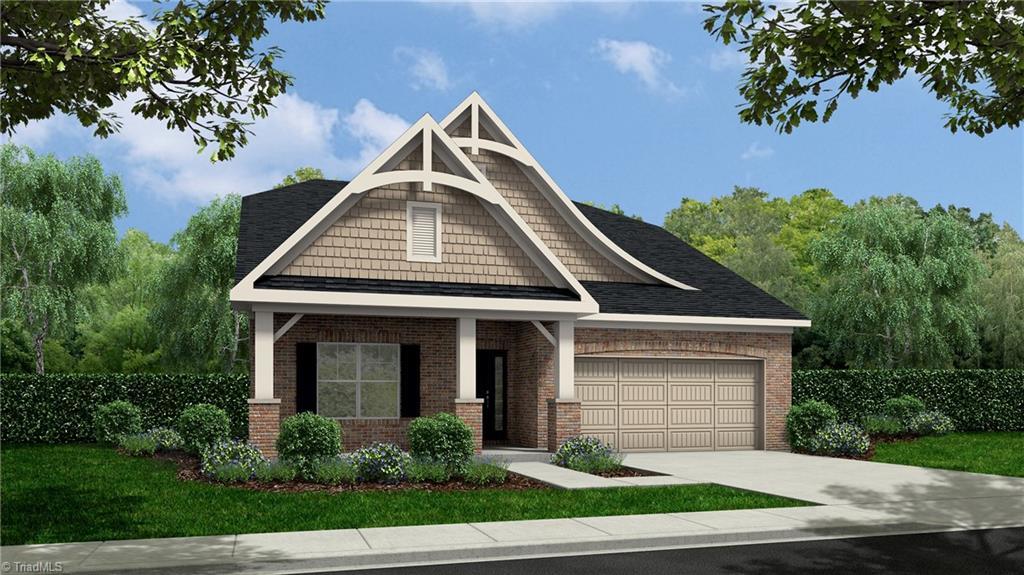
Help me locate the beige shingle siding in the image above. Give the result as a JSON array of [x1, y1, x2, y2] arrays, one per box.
[[282, 182, 552, 286], [469, 149, 644, 283]]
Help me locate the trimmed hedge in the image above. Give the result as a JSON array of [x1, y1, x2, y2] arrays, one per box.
[[0, 373, 248, 443], [793, 370, 1024, 432]]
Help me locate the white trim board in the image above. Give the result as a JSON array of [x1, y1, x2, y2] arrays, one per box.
[[440, 92, 697, 292], [578, 313, 809, 331]]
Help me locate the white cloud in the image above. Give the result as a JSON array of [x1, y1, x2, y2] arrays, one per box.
[[394, 47, 451, 91], [338, 99, 412, 173], [708, 48, 749, 71], [595, 38, 683, 98], [741, 142, 774, 160], [428, 1, 567, 30]]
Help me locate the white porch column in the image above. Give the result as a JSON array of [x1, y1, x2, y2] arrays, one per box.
[[457, 317, 477, 400], [554, 320, 575, 400], [253, 311, 275, 399]]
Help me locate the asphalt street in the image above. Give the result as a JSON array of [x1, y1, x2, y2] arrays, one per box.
[[332, 528, 1024, 575]]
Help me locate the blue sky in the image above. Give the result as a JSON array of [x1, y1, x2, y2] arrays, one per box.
[[10, 2, 1023, 243]]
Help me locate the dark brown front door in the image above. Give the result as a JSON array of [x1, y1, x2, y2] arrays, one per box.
[[476, 350, 508, 441]]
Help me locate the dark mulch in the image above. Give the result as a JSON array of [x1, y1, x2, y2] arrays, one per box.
[[591, 466, 665, 478], [159, 451, 550, 492]]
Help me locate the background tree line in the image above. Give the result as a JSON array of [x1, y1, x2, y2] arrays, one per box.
[[2, 147, 1021, 374]]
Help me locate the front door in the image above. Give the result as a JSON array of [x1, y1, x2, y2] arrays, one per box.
[[476, 350, 508, 441]]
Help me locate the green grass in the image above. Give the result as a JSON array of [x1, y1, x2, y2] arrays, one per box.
[[872, 432, 1024, 477], [1, 445, 810, 545]]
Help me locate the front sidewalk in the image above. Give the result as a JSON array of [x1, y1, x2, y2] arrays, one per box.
[[5, 497, 1022, 574]]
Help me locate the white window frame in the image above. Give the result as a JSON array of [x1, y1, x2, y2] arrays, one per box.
[[406, 201, 442, 263], [316, 342, 401, 420]]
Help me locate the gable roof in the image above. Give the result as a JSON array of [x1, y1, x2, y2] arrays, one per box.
[[573, 203, 807, 321], [233, 181, 805, 321]]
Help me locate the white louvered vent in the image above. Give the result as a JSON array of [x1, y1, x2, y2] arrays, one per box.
[[407, 202, 441, 262]]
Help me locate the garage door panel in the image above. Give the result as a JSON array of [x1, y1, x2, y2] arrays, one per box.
[[619, 406, 666, 428], [716, 361, 758, 382], [619, 430, 666, 451], [716, 429, 756, 450], [575, 358, 617, 381], [669, 383, 713, 403], [669, 406, 713, 427], [618, 359, 666, 381], [670, 430, 714, 451], [716, 406, 756, 426], [582, 406, 617, 428], [619, 383, 666, 404], [716, 384, 756, 403], [576, 382, 616, 404], [583, 431, 617, 448], [667, 360, 714, 382]]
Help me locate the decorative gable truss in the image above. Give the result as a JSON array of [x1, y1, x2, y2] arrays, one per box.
[[442, 93, 697, 292], [231, 114, 599, 318]]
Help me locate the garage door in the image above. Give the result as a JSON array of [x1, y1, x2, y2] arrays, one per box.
[[575, 358, 762, 452]]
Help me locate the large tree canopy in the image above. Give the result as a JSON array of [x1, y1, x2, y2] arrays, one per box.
[[977, 225, 1024, 368], [703, 1, 1024, 136], [1, 1, 326, 160], [275, 166, 325, 188], [810, 197, 982, 368], [0, 144, 126, 374]]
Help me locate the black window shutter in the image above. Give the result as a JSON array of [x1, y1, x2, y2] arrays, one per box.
[[400, 344, 421, 418], [296, 342, 317, 413]]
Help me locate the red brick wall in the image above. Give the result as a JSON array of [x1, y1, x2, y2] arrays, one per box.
[[270, 314, 458, 450], [248, 399, 281, 458], [574, 328, 793, 450], [546, 399, 581, 451], [454, 400, 483, 453]]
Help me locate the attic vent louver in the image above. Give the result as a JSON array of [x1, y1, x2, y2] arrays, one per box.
[[407, 201, 441, 262]]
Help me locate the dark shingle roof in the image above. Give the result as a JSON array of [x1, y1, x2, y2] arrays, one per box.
[[255, 275, 578, 301], [572, 202, 806, 320], [233, 180, 804, 320], [234, 179, 348, 282]]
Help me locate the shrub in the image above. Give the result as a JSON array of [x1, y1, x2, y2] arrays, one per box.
[[0, 373, 248, 444], [207, 463, 251, 483], [118, 432, 157, 456], [200, 439, 266, 480], [407, 459, 451, 483], [551, 436, 623, 473], [147, 427, 183, 451], [806, 422, 870, 457], [462, 459, 509, 485], [177, 404, 231, 454], [93, 400, 143, 444], [408, 413, 475, 474], [309, 457, 357, 485], [882, 395, 927, 425], [785, 400, 839, 451], [792, 370, 1024, 432], [862, 414, 906, 437], [254, 460, 297, 483], [276, 413, 342, 479], [351, 442, 409, 483], [908, 411, 955, 436]]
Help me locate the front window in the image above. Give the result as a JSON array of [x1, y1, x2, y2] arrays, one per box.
[[317, 343, 400, 418]]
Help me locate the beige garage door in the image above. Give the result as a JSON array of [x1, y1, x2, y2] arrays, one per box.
[[576, 358, 762, 452]]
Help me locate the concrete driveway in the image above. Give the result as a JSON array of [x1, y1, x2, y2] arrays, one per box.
[[624, 451, 1024, 528]]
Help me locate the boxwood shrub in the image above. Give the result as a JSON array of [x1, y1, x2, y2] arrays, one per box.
[[276, 412, 342, 479], [177, 404, 232, 454], [408, 412, 475, 473], [93, 400, 143, 444], [785, 400, 838, 452], [0, 373, 248, 443], [793, 370, 1024, 432]]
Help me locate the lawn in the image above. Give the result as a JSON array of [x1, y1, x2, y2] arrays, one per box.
[[872, 432, 1024, 477], [0, 445, 810, 545]]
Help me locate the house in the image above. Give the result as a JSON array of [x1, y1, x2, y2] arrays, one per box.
[[231, 93, 809, 458]]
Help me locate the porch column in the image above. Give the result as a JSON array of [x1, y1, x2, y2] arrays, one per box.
[[249, 310, 281, 457], [455, 317, 483, 452], [547, 320, 580, 451]]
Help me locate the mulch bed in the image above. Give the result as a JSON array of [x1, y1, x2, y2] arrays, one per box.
[[591, 466, 665, 478], [155, 451, 550, 493]]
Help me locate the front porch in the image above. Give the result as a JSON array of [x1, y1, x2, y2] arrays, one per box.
[[247, 312, 581, 457]]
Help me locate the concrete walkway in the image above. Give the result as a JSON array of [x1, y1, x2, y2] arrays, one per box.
[[5, 453, 1022, 574]]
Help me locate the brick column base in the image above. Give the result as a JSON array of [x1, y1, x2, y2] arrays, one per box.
[[547, 399, 581, 452], [454, 399, 484, 453], [248, 398, 281, 459]]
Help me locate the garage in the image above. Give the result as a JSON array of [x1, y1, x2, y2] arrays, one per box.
[[575, 357, 763, 452]]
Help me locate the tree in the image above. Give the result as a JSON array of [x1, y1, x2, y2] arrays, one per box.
[[810, 197, 982, 368], [582, 201, 643, 221], [930, 204, 1001, 255], [76, 229, 171, 372], [276, 166, 325, 188], [2, 1, 326, 160], [703, 1, 1024, 136], [153, 195, 247, 373], [976, 225, 1024, 367], [664, 187, 790, 262], [0, 144, 126, 374]]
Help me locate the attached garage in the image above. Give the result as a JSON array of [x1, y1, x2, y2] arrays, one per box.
[[575, 357, 763, 452]]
